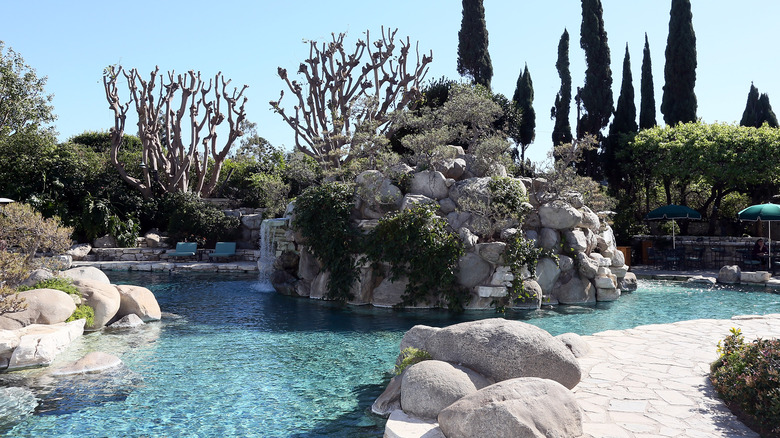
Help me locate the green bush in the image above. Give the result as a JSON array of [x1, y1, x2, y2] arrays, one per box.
[[496, 234, 554, 312], [245, 173, 290, 218], [67, 304, 95, 327], [17, 277, 79, 296], [711, 328, 780, 436], [364, 205, 469, 311], [293, 182, 359, 302], [394, 347, 433, 375], [158, 192, 240, 247]]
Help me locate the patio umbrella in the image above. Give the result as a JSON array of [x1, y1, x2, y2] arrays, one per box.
[[645, 204, 702, 249], [738, 203, 780, 270]]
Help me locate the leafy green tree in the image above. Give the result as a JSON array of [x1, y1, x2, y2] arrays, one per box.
[[639, 34, 657, 130], [0, 41, 55, 137], [740, 83, 779, 128], [661, 0, 697, 126], [579, 0, 613, 177], [512, 64, 535, 173], [605, 44, 638, 190], [551, 29, 573, 147], [457, 0, 493, 88]]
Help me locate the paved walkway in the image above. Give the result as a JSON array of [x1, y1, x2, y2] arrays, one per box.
[[575, 314, 780, 437]]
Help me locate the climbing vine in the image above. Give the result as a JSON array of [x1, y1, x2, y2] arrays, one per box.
[[364, 205, 469, 311], [292, 182, 359, 302], [495, 234, 557, 311]]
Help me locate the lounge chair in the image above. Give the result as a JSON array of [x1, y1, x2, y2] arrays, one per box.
[[208, 242, 236, 262], [167, 242, 198, 260]]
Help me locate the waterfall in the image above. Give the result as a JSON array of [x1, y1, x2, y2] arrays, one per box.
[[257, 218, 288, 289]]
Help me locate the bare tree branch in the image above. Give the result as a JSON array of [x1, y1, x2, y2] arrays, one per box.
[[103, 65, 247, 198], [271, 27, 433, 169]]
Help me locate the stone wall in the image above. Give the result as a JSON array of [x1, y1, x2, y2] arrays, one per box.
[[83, 248, 262, 262]]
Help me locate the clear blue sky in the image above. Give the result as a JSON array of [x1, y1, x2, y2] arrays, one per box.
[[4, 0, 778, 164]]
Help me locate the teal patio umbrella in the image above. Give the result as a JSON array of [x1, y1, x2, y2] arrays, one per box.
[[645, 204, 702, 249], [738, 203, 780, 269]]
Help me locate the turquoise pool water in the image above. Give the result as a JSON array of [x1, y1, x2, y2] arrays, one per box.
[[1, 272, 779, 437]]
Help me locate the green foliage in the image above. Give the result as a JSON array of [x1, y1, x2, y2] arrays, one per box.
[[457, 0, 492, 88], [293, 182, 359, 302], [579, 0, 613, 136], [158, 192, 240, 247], [711, 328, 780, 436], [488, 176, 531, 224], [0, 203, 73, 265], [70, 131, 141, 153], [365, 206, 468, 310], [245, 173, 290, 218], [394, 347, 433, 375], [740, 84, 779, 129], [0, 40, 56, 136], [605, 45, 638, 190], [551, 29, 573, 147], [0, 284, 27, 315], [67, 304, 95, 327], [659, 220, 680, 236], [512, 64, 535, 148], [496, 234, 555, 312], [17, 277, 79, 296], [639, 34, 657, 130], [81, 194, 139, 247], [661, 0, 697, 125]]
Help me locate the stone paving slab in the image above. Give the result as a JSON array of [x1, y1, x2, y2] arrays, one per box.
[[575, 314, 780, 437]]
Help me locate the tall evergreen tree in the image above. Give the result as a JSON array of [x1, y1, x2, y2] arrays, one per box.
[[579, 0, 613, 177], [741, 83, 779, 128], [551, 29, 573, 146], [512, 64, 535, 171], [457, 0, 493, 88], [661, 0, 697, 125], [606, 44, 638, 189], [639, 33, 657, 130]]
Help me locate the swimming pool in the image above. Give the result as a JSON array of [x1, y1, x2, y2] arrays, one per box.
[[1, 272, 778, 437]]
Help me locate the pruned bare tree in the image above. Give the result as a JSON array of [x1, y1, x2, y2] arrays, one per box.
[[270, 27, 433, 169], [103, 66, 247, 198]]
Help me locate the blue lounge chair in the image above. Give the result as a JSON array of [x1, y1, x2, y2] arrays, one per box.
[[167, 242, 197, 259], [208, 242, 236, 262]]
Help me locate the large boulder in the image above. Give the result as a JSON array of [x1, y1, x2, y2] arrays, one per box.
[[437, 378, 583, 438], [400, 360, 492, 420], [114, 285, 161, 322], [410, 170, 449, 200], [538, 200, 583, 230], [718, 265, 741, 284], [456, 252, 492, 288], [52, 351, 122, 375], [355, 170, 403, 219], [372, 276, 408, 308], [422, 319, 581, 389], [556, 332, 591, 358], [18, 268, 54, 287], [619, 272, 638, 291], [73, 279, 121, 329], [434, 158, 467, 180], [535, 257, 561, 293], [578, 205, 600, 231], [3, 289, 76, 326], [6, 320, 85, 370], [552, 272, 597, 305], [372, 374, 403, 417], [563, 229, 588, 253], [399, 325, 442, 354], [66, 243, 92, 260], [93, 234, 117, 248], [297, 247, 321, 282], [448, 177, 491, 206], [538, 228, 560, 251], [60, 266, 111, 285]]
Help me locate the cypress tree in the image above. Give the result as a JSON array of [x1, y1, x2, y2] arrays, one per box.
[[639, 33, 657, 130], [551, 29, 573, 146], [740, 83, 760, 127], [512, 64, 536, 155], [661, 0, 697, 125], [457, 0, 493, 89], [606, 44, 638, 189], [757, 93, 779, 128], [741, 84, 779, 128], [579, 0, 613, 177]]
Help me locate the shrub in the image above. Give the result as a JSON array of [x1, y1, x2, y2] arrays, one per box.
[[245, 173, 290, 218], [67, 304, 95, 327], [292, 182, 359, 302], [158, 192, 240, 247], [495, 234, 554, 312], [711, 328, 780, 436], [394, 347, 433, 375], [364, 205, 469, 311], [17, 277, 79, 296]]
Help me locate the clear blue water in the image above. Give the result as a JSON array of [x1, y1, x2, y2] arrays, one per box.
[[1, 272, 779, 437]]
